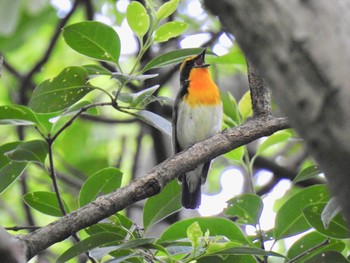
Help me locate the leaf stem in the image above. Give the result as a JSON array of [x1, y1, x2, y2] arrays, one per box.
[[50, 102, 113, 142], [47, 139, 67, 216], [47, 123, 98, 263], [243, 146, 255, 194]]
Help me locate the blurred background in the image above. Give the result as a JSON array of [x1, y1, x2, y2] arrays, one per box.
[[0, 0, 324, 262]]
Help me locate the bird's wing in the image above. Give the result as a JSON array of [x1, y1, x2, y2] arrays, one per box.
[[172, 80, 189, 154]]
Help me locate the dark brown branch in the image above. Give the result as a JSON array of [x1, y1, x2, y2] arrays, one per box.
[[247, 60, 271, 117], [1, 57, 21, 79], [17, 116, 288, 260], [115, 136, 127, 169], [82, 0, 94, 20], [0, 227, 26, 263]]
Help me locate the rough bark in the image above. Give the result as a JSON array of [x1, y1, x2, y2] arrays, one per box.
[[0, 227, 26, 263], [17, 116, 288, 260], [205, 0, 350, 225]]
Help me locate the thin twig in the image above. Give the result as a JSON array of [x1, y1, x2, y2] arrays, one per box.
[[50, 102, 113, 142], [287, 238, 330, 263], [256, 223, 267, 263], [5, 226, 41, 232], [1, 57, 21, 79], [47, 142, 67, 215], [47, 134, 97, 263], [115, 136, 127, 169]]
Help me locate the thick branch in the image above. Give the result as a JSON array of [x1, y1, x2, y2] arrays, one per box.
[[17, 116, 288, 260], [0, 227, 25, 263], [204, 0, 350, 225], [247, 60, 271, 117]]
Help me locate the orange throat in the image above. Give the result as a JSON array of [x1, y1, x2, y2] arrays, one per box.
[[184, 68, 221, 107]]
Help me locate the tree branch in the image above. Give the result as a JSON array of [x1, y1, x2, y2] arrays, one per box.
[[247, 60, 271, 117], [17, 116, 288, 260], [0, 227, 26, 263], [204, 0, 350, 226]]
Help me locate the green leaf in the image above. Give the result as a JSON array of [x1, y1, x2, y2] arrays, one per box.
[[0, 105, 42, 126], [210, 246, 285, 259], [321, 197, 342, 229], [303, 202, 348, 239], [224, 146, 245, 163], [90, 238, 159, 261], [126, 1, 150, 38], [82, 64, 112, 77], [84, 223, 126, 239], [255, 131, 291, 157], [142, 48, 216, 73], [156, 0, 179, 21], [129, 85, 159, 108], [205, 241, 242, 255], [293, 165, 321, 184], [0, 142, 26, 194], [238, 91, 252, 121], [154, 21, 188, 42], [287, 231, 345, 263], [305, 251, 348, 263], [221, 91, 241, 127], [224, 194, 263, 225], [118, 85, 159, 108], [157, 217, 249, 245], [143, 180, 181, 231], [6, 140, 48, 164], [85, 214, 132, 239], [29, 66, 94, 113], [112, 238, 156, 250], [112, 72, 159, 83], [0, 141, 21, 168], [274, 185, 330, 240], [62, 21, 121, 63], [62, 100, 99, 116], [0, 161, 27, 194], [50, 100, 99, 134], [187, 221, 203, 248], [56, 232, 121, 263], [198, 255, 257, 263], [135, 110, 171, 137], [79, 167, 123, 207], [23, 191, 69, 217]]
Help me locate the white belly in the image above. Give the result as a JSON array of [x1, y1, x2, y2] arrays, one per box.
[[176, 101, 223, 150]]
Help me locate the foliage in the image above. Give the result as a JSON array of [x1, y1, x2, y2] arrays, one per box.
[[0, 0, 349, 263]]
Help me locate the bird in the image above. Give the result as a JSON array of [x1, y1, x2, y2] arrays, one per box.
[[172, 49, 223, 209]]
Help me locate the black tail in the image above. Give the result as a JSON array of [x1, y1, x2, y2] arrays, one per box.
[[181, 177, 201, 209]]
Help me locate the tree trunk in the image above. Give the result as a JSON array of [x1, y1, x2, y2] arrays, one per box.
[[205, 0, 350, 226]]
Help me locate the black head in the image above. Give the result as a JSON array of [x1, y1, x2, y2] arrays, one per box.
[[179, 49, 209, 85]]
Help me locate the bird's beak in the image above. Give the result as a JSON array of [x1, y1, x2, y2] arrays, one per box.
[[194, 49, 210, 68]]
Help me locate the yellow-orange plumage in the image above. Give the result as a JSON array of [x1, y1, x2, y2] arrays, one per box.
[[184, 68, 221, 106]]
